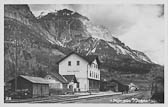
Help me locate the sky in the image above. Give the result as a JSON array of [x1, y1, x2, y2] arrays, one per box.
[[29, 4, 164, 65]]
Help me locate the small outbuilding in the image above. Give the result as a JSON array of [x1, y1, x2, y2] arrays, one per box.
[[8, 75, 50, 98], [44, 72, 68, 90], [44, 72, 79, 92], [106, 79, 119, 92], [103, 79, 129, 93], [63, 75, 79, 92]]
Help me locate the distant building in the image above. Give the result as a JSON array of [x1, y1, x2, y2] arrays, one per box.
[[44, 72, 68, 90], [44, 72, 78, 92], [57, 52, 100, 91], [63, 75, 79, 92], [8, 75, 50, 98], [103, 79, 129, 93]]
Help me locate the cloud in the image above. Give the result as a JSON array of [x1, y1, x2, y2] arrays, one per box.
[[118, 6, 164, 64], [63, 4, 84, 11]]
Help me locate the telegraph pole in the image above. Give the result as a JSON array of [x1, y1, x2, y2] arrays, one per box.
[[14, 27, 18, 92], [58, 17, 59, 39]]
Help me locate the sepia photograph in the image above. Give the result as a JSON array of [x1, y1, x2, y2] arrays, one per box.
[[3, 2, 165, 104]]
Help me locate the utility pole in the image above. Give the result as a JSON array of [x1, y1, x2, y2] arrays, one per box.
[[14, 27, 18, 92], [58, 17, 59, 39]]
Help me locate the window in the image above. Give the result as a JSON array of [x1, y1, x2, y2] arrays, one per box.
[[68, 61, 71, 66], [77, 61, 80, 66], [90, 71, 92, 77]]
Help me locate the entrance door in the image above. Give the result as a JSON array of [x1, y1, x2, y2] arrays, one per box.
[[69, 85, 73, 91]]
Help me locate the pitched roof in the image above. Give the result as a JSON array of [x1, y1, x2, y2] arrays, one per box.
[[108, 79, 129, 86], [20, 75, 51, 84], [83, 55, 100, 64], [46, 72, 68, 84], [57, 52, 100, 65], [62, 75, 78, 83]]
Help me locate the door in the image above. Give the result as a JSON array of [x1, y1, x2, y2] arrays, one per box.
[[69, 85, 73, 91]]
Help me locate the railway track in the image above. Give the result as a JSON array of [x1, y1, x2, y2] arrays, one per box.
[[123, 91, 151, 100], [5, 91, 147, 103], [32, 92, 141, 103], [31, 93, 120, 103], [70, 92, 148, 103], [118, 92, 144, 100], [108, 91, 153, 104], [5, 95, 78, 103]]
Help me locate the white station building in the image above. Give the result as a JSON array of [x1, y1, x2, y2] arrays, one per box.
[[57, 52, 100, 92]]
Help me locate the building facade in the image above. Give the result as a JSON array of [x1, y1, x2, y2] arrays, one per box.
[[58, 52, 100, 92]]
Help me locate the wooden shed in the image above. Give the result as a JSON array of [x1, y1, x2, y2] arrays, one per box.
[[9, 75, 50, 98], [106, 79, 129, 93]]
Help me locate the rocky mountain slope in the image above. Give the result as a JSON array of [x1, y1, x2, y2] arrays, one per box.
[[4, 5, 163, 83], [37, 8, 152, 63]]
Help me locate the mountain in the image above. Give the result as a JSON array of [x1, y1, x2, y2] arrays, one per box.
[[37, 8, 153, 63], [4, 5, 67, 81], [4, 5, 163, 85]]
